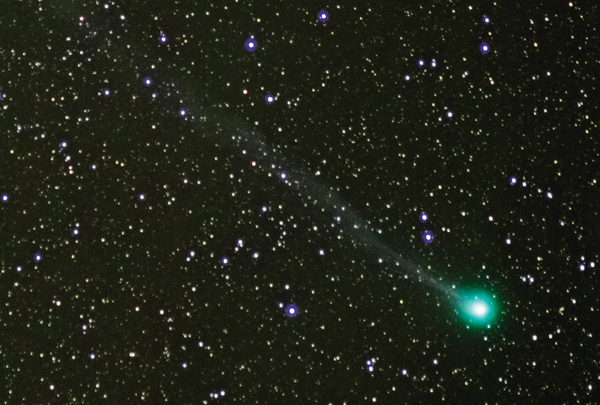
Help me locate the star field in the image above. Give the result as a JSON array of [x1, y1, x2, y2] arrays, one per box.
[[1, 1, 599, 404]]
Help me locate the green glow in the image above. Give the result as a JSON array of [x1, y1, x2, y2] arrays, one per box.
[[458, 291, 497, 328]]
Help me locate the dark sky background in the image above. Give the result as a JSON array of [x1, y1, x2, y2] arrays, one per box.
[[1, 0, 598, 403]]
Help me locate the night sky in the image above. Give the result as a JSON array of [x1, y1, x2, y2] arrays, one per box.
[[1, 1, 599, 404]]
